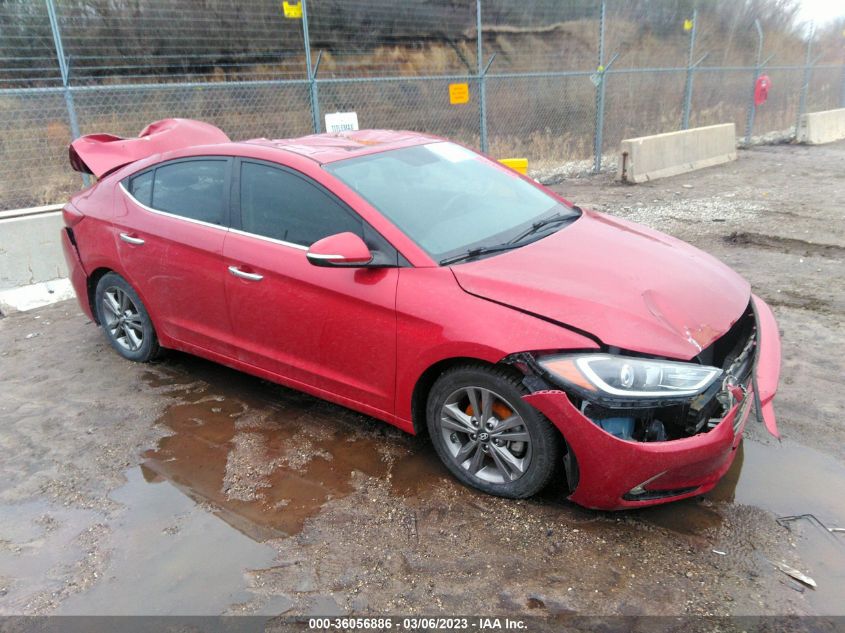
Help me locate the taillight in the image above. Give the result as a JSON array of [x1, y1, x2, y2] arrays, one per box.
[[62, 205, 84, 227]]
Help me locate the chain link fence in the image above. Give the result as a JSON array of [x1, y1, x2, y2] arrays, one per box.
[[1, 0, 844, 210]]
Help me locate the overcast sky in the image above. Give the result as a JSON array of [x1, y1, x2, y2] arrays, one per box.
[[796, 0, 845, 26]]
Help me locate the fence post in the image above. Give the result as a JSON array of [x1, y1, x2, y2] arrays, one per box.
[[681, 8, 697, 130], [841, 63, 845, 108], [301, 0, 321, 133], [45, 0, 87, 186], [796, 24, 814, 138], [592, 0, 607, 174], [476, 0, 489, 154], [744, 20, 764, 146]]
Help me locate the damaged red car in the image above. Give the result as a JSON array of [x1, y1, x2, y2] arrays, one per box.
[[61, 119, 781, 509]]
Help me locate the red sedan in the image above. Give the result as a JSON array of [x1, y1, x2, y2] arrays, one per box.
[[61, 118, 781, 509]]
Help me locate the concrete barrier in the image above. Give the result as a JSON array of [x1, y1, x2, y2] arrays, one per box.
[[0, 205, 66, 291], [0, 278, 75, 314], [797, 108, 845, 145], [617, 123, 736, 183]]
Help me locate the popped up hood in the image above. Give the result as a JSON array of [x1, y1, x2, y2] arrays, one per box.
[[452, 211, 750, 360], [68, 118, 230, 178]]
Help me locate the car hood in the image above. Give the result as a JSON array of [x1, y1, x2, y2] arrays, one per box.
[[451, 210, 750, 360]]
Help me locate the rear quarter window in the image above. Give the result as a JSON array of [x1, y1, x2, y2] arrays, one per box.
[[128, 170, 153, 206]]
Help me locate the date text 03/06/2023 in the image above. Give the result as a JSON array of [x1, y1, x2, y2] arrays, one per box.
[[307, 617, 528, 630]]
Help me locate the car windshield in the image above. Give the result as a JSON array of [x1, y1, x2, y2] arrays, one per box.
[[324, 142, 579, 263]]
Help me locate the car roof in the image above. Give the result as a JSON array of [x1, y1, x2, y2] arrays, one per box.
[[244, 129, 442, 164]]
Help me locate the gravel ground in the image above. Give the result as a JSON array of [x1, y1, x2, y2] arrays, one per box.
[[0, 141, 844, 621]]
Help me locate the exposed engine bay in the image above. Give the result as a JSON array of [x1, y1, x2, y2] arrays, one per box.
[[513, 303, 759, 443]]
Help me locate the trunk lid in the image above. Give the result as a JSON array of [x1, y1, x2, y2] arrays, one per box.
[[68, 118, 230, 178]]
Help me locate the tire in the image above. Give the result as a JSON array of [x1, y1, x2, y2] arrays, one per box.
[[425, 363, 561, 498], [94, 272, 160, 362]]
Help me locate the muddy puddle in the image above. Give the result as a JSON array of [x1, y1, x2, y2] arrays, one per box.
[[44, 353, 844, 615], [56, 468, 288, 615], [142, 396, 394, 539], [637, 440, 845, 614], [716, 440, 845, 613], [135, 357, 454, 541], [134, 357, 620, 544], [143, 357, 845, 612], [0, 500, 102, 612]]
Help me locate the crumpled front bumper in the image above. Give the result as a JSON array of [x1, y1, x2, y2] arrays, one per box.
[[524, 294, 781, 510]]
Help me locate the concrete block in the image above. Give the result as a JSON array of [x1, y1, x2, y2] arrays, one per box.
[[0, 210, 67, 291], [618, 123, 737, 183], [0, 278, 75, 314], [797, 108, 845, 145]]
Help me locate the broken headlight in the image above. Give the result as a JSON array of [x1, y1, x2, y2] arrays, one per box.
[[537, 353, 722, 405]]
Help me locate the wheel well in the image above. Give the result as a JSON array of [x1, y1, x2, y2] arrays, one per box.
[[410, 357, 523, 437], [411, 357, 577, 494], [86, 267, 113, 324]]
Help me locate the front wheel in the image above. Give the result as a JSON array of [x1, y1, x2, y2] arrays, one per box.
[[94, 272, 160, 362], [425, 364, 561, 498]]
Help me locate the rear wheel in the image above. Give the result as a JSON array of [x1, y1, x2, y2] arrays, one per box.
[[426, 364, 560, 498], [94, 272, 160, 362]]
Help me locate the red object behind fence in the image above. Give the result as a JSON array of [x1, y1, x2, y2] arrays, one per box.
[[754, 74, 771, 106]]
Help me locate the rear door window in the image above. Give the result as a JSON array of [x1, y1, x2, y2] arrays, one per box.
[[128, 170, 153, 206], [150, 159, 228, 225], [238, 161, 363, 246]]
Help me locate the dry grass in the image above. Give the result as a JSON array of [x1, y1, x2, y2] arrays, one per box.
[[1, 25, 841, 210]]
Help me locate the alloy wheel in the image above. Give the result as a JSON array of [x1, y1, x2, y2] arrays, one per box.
[[439, 386, 532, 484], [101, 286, 144, 352]]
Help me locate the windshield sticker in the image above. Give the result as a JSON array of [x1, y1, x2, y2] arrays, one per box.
[[426, 142, 475, 163]]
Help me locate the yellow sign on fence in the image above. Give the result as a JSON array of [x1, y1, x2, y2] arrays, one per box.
[[283, 1, 302, 18], [449, 83, 470, 105]]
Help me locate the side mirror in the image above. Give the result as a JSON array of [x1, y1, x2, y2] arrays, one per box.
[[306, 232, 373, 267]]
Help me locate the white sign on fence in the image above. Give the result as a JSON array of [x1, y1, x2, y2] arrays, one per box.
[[325, 112, 359, 133]]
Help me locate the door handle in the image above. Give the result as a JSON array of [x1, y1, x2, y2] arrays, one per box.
[[119, 233, 145, 245], [228, 265, 263, 282]]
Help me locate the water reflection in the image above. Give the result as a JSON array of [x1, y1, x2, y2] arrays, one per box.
[[141, 389, 393, 539]]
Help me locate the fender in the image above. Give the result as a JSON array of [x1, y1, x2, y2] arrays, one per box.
[[394, 267, 600, 424]]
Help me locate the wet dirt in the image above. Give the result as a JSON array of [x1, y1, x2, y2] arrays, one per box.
[[723, 231, 845, 260], [1, 141, 844, 617], [709, 441, 845, 614], [638, 440, 845, 615]]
